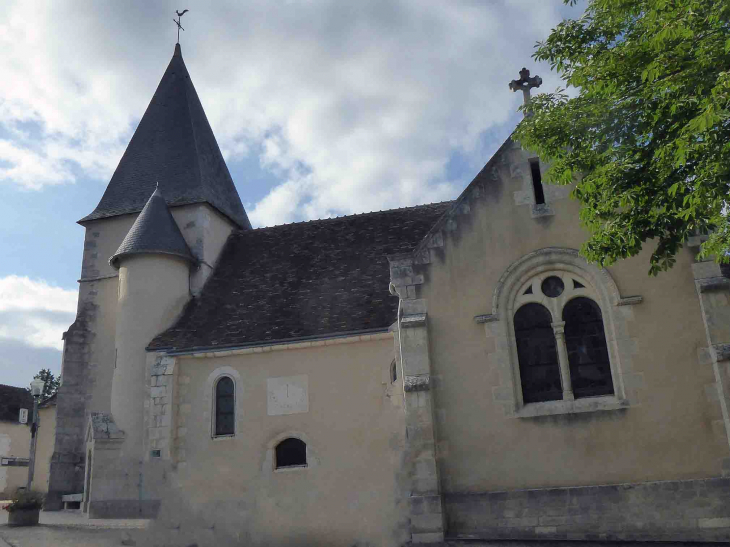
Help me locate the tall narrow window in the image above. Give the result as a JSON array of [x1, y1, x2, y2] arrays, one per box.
[[214, 377, 235, 436], [563, 297, 614, 398], [275, 438, 307, 468], [529, 158, 545, 205], [514, 303, 562, 403], [391, 359, 398, 383]]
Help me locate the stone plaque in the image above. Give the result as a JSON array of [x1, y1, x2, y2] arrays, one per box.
[[267, 375, 309, 416]]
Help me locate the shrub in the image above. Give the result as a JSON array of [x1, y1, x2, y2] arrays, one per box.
[[3, 490, 44, 512]]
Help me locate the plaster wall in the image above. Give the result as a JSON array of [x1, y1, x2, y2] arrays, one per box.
[[169, 336, 408, 546], [170, 203, 235, 294], [415, 141, 728, 494], [80, 215, 137, 414], [112, 254, 190, 455], [0, 422, 30, 496]]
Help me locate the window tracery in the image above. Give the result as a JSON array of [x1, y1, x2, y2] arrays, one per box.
[[514, 303, 562, 403], [512, 271, 614, 404], [477, 247, 642, 417], [563, 297, 613, 398]]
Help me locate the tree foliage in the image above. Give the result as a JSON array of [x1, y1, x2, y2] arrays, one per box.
[[513, 0, 730, 274], [29, 369, 60, 400]]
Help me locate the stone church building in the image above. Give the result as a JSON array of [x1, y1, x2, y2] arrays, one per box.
[[47, 43, 730, 545]]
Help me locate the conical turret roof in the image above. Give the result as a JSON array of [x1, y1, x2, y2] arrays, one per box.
[[110, 186, 195, 269], [81, 44, 251, 229]]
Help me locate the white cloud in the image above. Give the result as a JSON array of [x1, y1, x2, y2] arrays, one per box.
[[0, 276, 77, 351], [0, 0, 573, 222]]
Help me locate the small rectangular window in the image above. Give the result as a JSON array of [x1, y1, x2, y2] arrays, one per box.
[[150, 450, 161, 458], [529, 159, 545, 205]]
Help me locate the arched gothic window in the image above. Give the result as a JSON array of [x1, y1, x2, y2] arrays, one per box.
[[514, 303, 562, 403], [484, 249, 641, 417], [214, 376, 235, 436], [275, 438, 307, 468], [563, 297, 613, 398], [510, 271, 615, 406]]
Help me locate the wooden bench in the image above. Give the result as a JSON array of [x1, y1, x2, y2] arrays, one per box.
[[61, 493, 83, 510]]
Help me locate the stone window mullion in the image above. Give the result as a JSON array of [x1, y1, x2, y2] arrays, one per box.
[[551, 320, 574, 401]]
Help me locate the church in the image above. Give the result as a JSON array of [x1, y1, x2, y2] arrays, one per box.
[[45, 42, 730, 545]]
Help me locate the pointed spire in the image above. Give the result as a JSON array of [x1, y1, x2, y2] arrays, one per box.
[[110, 186, 195, 269], [81, 45, 251, 229]]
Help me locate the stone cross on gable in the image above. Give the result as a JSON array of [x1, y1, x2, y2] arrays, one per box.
[[509, 67, 542, 115]]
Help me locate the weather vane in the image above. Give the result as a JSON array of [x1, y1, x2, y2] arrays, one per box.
[[173, 9, 189, 44]]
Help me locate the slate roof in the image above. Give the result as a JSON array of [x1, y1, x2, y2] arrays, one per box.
[[149, 202, 453, 351], [80, 44, 251, 229], [0, 384, 33, 423], [110, 187, 195, 269]]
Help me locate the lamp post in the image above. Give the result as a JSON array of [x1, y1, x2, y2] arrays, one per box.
[[26, 378, 45, 491]]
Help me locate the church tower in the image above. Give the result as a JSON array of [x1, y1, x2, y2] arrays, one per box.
[[47, 44, 250, 511]]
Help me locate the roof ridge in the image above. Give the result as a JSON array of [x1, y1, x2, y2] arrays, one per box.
[[183, 58, 204, 214], [243, 200, 455, 233]]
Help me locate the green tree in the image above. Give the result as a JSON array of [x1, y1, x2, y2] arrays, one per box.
[[29, 369, 60, 400], [513, 0, 730, 274]]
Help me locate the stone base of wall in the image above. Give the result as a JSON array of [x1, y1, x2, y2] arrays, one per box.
[[444, 478, 730, 542], [89, 499, 160, 519], [45, 456, 85, 511]]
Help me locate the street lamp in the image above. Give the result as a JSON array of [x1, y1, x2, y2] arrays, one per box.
[[26, 378, 45, 491]]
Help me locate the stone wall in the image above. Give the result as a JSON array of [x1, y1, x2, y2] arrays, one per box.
[[45, 301, 94, 509], [444, 478, 730, 542]]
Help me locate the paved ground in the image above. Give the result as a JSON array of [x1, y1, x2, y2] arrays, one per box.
[[1, 511, 728, 547], [0, 510, 149, 547]]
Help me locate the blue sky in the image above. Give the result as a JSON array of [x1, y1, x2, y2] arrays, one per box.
[[0, 0, 580, 387]]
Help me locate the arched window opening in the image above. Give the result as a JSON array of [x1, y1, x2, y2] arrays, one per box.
[[275, 438, 307, 468], [563, 297, 614, 398], [391, 359, 398, 383], [214, 376, 235, 436], [529, 158, 545, 205], [514, 303, 562, 403]]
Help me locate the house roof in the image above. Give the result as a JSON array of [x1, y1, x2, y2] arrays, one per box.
[[39, 393, 57, 408], [110, 187, 195, 269], [0, 384, 32, 423], [148, 202, 453, 352], [79, 44, 251, 229]]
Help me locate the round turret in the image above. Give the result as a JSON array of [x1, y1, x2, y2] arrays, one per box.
[[110, 187, 194, 455]]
